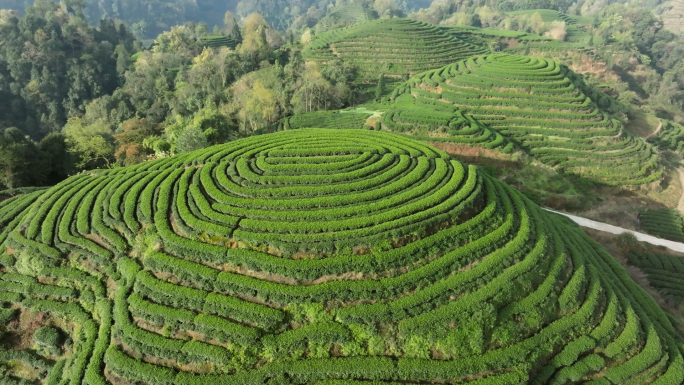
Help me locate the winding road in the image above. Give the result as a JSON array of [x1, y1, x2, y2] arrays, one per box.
[[543, 208, 684, 253]]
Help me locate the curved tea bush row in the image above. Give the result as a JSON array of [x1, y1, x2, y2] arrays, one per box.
[[626, 251, 684, 302], [390, 53, 660, 186], [303, 18, 488, 83], [0, 129, 682, 384], [379, 94, 513, 152], [639, 209, 684, 242], [648, 119, 684, 155]]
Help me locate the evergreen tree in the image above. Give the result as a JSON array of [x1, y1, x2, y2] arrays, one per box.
[[231, 23, 243, 42], [375, 74, 385, 101], [587, 34, 594, 47]]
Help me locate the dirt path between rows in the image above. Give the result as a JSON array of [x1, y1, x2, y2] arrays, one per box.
[[645, 119, 663, 139], [543, 208, 684, 253]]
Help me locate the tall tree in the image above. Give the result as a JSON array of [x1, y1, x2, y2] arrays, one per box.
[[375, 74, 385, 101]]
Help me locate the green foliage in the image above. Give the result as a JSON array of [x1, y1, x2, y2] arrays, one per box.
[[389, 53, 660, 186], [34, 326, 60, 348], [176, 126, 209, 153], [0, 129, 682, 384], [0, 6, 137, 139], [639, 209, 684, 242], [304, 18, 488, 84], [626, 251, 684, 303]]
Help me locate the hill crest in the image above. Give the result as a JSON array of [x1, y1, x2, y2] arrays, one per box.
[[0, 130, 682, 383]]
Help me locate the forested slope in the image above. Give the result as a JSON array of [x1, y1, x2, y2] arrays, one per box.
[[0, 130, 682, 384]]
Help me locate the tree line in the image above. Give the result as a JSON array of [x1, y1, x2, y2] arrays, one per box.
[[0, 2, 363, 190]]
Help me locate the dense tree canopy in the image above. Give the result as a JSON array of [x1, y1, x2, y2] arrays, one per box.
[[0, 1, 138, 139]]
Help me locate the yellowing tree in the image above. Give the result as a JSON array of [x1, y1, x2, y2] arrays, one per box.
[[292, 62, 340, 113], [62, 117, 114, 168], [238, 80, 280, 133], [545, 21, 567, 41], [239, 13, 271, 59]]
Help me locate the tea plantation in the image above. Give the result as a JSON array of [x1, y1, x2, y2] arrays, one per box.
[[303, 18, 488, 84], [197, 35, 240, 49], [648, 119, 684, 154], [627, 251, 684, 303], [315, 5, 378, 32], [639, 209, 684, 242], [506, 10, 594, 43], [390, 53, 661, 186], [0, 130, 682, 384]]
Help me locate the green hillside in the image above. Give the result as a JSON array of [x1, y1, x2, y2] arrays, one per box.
[[380, 94, 513, 151], [303, 18, 488, 84], [639, 209, 684, 242], [315, 5, 378, 32], [648, 119, 684, 154], [506, 9, 593, 44], [390, 53, 661, 186], [1, 129, 683, 384]]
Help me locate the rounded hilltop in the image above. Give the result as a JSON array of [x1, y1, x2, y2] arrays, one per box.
[[304, 18, 488, 84], [0, 129, 683, 384], [390, 53, 660, 186]]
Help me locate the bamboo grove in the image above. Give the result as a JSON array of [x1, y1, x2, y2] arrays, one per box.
[[0, 130, 682, 384]]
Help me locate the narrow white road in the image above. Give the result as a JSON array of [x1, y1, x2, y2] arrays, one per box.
[[543, 208, 684, 253]]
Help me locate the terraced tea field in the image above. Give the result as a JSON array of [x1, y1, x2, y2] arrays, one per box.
[[627, 251, 684, 303], [390, 53, 661, 186], [197, 35, 240, 49], [315, 5, 378, 32], [0, 130, 683, 384], [657, 0, 684, 34], [303, 18, 488, 84], [648, 119, 684, 155], [507, 9, 593, 43], [381, 94, 514, 151], [640, 209, 684, 242]]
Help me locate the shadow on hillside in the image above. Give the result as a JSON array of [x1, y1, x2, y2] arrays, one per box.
[[612, 64, 649, 99], [436, 144, 680, 232]]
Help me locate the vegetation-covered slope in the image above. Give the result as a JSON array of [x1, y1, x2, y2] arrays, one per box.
[[315, 5, 379, 33], [648, 119, 684, 155], [303, 18, 488, 84], [380, 95, 513, 151], [0, 130, 683, 384], [506, 9, 593, 43], [627, 251, 684, 303], [390, 53, 660, 186], [639, 209, 684, 242]]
